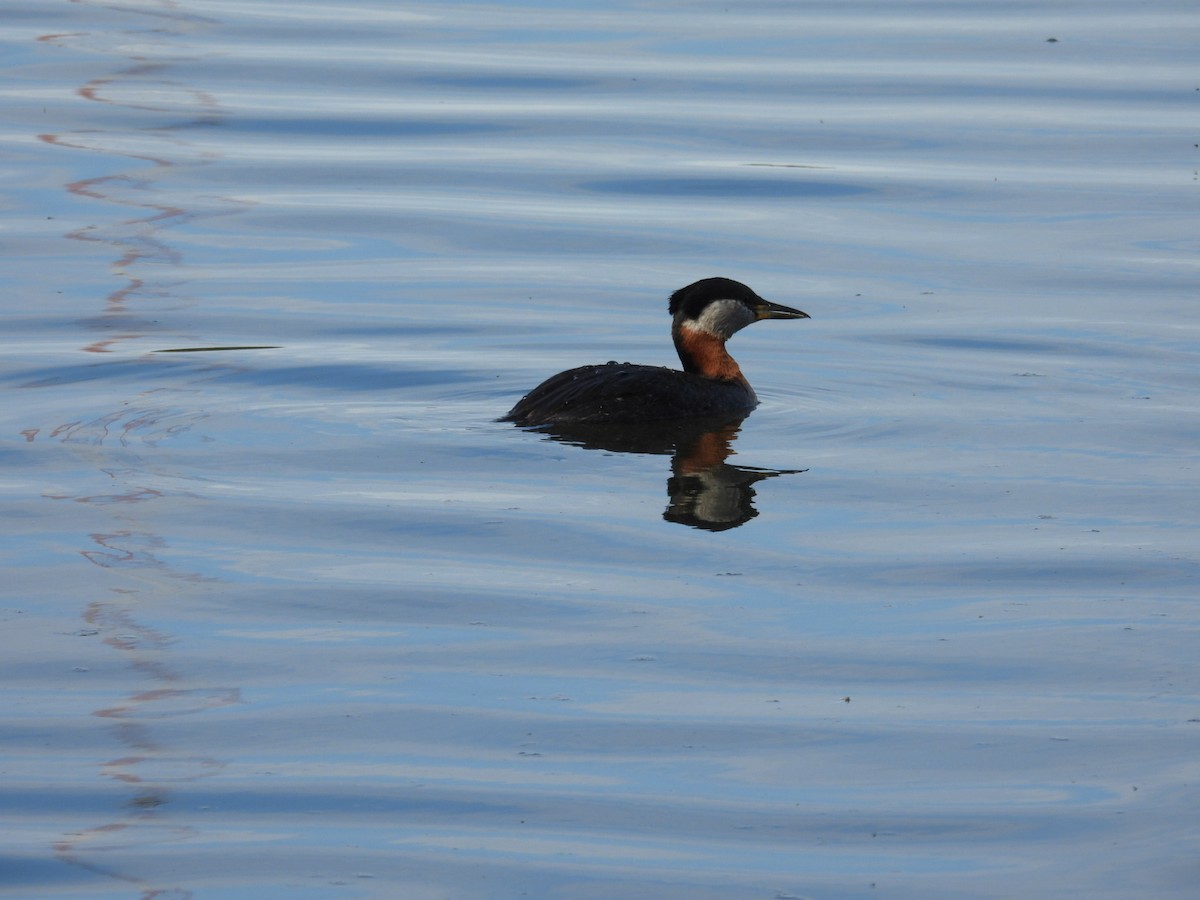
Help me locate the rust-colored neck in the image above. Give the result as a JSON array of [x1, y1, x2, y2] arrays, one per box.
[[673, 323, 747, 385]]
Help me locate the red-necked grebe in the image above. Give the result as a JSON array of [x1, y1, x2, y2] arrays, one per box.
[[503, 277, 809, 426]]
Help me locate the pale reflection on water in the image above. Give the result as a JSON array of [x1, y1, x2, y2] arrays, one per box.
[[3, 0, 1199, 897]]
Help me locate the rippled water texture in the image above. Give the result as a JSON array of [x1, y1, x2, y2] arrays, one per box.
[[3, 1, 1198, 897]]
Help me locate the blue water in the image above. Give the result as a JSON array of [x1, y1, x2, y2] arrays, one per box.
[[3, 1, 1198, 897]]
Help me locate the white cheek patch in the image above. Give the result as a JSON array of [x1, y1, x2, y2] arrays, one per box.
[[690, 298, 756, 338]]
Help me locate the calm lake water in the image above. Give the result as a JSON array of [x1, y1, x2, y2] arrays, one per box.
[[3, 0, 1198, 897]]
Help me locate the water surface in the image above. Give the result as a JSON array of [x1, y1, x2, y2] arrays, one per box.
[[2, 1, 1198, 897]]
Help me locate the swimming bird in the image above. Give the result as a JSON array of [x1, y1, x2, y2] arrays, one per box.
[[502, 277, 808, 426]]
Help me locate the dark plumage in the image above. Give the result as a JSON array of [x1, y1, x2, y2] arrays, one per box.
[[505, 362, 755, 424], [503, 277, 808, 426]]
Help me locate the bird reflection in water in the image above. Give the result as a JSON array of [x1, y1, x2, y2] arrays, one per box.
[[527, 414, 805, 531]]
